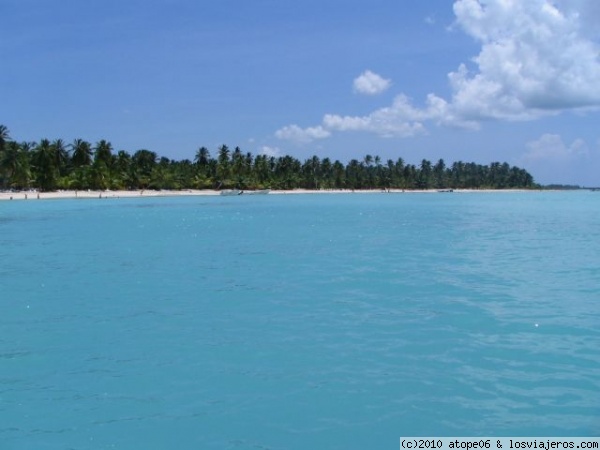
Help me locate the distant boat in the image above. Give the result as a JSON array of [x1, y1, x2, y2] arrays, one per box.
[[437, 189, 454, 193], [220, 189, 270, 196], [220, 189, 242, 196]]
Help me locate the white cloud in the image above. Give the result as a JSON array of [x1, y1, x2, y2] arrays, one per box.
[[523, 134, 589, 162], [323, 94, 434, 137], [353, 70, 392, 95], [259, 146, 282, 157], [274, 0, 600, 143], [548, 0, 600, 39], [275, 93, 477, 143], [519, 133, 598, 185], [449, 0, 600, 120], [274, 124, 331, 144]]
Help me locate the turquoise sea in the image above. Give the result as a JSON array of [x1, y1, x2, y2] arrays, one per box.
[[1, 192, 599, 449]]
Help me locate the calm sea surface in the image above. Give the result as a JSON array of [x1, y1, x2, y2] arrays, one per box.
[[1, 192, 599, 449]]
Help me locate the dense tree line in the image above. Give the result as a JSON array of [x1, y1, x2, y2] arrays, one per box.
[[0, 125, 537, 192]]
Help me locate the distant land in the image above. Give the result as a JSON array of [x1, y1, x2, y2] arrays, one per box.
[[1, 124, 538, 193], [543, 184, 600, 191]]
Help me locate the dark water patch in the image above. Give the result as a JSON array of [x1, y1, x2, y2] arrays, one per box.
[[0, 350, 33, 360]]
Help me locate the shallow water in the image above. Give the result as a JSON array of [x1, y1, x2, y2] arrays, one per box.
[[1, 192, 599, 449]]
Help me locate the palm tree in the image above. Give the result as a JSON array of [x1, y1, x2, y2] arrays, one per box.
[[332, 160, 345, 188], [302, 155, 321, 189], [403, 164, 417, 189], [88, 140, 114, 189], [132, 149, 157, 180], [194, 146, 210, 166], [320, 157, 332, 189], [94, 140, 113, 167], [231, 146, 246, 187], [110, 150, 131, 188], [52, 139, 70, 178], [374, 155, 383, 188], [361, 154, 376, 188], [346, 159, 363, 189], [216, 145, 231, 187], [32, 139, 59, 191], [417, 159, 432, 189], [433, 158, 447, 188], [0, 141, 31, 189], [0, 125, 10, 187], [253, 154, 271, 187], [0, 125, 10, 152], [71, 139, 93, 167]]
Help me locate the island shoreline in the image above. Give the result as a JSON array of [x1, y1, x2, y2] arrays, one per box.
[[0, 188, 551, 201]]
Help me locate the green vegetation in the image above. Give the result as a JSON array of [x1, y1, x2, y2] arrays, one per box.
[[542, 184, 582, 190], [0, 125, 537, 192]]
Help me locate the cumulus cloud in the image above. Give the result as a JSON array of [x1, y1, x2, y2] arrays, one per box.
[[275, 93, 478, 143], [450, 0, 600, 120], [322, 93, 478, 137], [259, 146, 282, 157], [274, 97, 425, 143], [523, 134, 589, 162], [353, 70, 392, 95], [520, 133, 596, 185], [275, 0, 600, 143], [544, 0, 600, 39], [274, 124, 330, 144]]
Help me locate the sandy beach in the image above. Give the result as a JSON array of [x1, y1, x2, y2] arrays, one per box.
[[0, 188, 544, 201], [0, 189, 221, 201]]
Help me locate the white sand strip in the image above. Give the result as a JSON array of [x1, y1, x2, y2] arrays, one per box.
[[0, 189, 220, 201], [0, 188, 541, 201]]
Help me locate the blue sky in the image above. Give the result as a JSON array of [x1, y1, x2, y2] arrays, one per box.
[[2, 0, 600, 185]]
